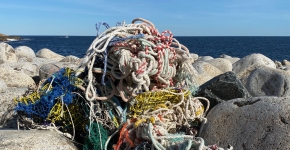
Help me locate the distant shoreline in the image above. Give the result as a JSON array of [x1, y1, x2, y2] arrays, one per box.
[[0, 34, 21, 42]]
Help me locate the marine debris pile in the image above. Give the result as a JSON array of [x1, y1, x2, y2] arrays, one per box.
[[14, 18, 230, 150]]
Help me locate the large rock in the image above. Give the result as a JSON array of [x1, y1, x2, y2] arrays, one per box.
[[0, 87, 28, 128], [205, 58, 232, 73], [0, 62, 38, 77], [0, 79, 7, 92], [0, 43, 17, 64], [36, 48, 65, 61], [39, 63, 61, 80], [15, 46, 36, 60], [232, 53, 276, 85], [195, 71, 251, 110], [0, 130, 78, 150], [60, 55, 80, 64], [192, 61, 223, 85], [201, 96, 290, 149], [0, 68, 35, 87], [39, 62, 79, 80], [246, 66, 290, 97], [31, 57, 57, 67]]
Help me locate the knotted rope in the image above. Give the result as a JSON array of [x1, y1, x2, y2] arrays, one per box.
[[77, 18, 199, 103]]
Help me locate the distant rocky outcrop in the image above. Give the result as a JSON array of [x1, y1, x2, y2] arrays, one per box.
[[0, 33, 21, 42]]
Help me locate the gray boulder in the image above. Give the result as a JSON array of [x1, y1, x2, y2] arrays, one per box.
[[0, 87, 28, 128], [39, 62, 79, 80], [195, 71, 251, 110], [39, 63, 61, 80], [36, 48, 65, 61], [0, 68, 35, 87], [246, 66, 290, 97], [0, 130, 77, 150], [0, 62, 38, 77], [201, 96, 290, 150], [205, 58, 232, 73], [232, 53, 276, 85], [0, 43, 17, 64], [60, 55, 80, 64], [192, 61, 223, 85], [15, 46, 36, 60]]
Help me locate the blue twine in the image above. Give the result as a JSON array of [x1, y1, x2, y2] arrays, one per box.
[[95, 22, 110, 37]]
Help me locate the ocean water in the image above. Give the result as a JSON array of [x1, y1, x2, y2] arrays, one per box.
[[6, 36, 290, 61]]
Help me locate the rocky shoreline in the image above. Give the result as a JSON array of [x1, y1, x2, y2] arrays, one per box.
[[1, 42, 290, 149], [0, 34, 21, 42]]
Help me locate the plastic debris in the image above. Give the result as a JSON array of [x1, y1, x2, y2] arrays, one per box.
[[15, 18, 232, 150]]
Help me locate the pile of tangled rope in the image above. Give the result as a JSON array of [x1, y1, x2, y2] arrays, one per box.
[[14, 18, 233, 150]]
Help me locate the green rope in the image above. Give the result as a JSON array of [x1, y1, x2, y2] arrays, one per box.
[[83, 122, 108, 150]]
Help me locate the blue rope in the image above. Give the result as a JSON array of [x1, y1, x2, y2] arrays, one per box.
[[95, 22, 110, 37], [108, 34, 145, 46], [101, 48, 108, 85]]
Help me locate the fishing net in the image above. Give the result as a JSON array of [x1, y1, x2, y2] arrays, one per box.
[[14, 18, 232, 150]]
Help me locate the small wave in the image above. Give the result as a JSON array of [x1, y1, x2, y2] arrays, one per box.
[[6, 38, 18, 42]]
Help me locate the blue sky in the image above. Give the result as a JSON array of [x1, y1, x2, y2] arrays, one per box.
[[1, 0, 290, 36]]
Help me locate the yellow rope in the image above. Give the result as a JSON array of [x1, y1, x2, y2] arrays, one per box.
[[130, 89, 191, 117]]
